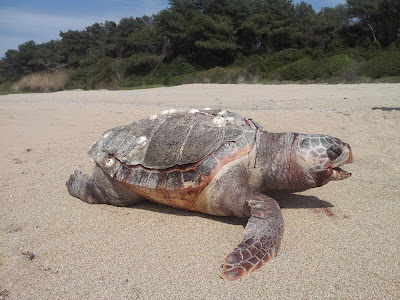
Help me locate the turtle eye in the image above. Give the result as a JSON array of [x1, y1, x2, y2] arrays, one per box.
[[327, 145, 342, 160]]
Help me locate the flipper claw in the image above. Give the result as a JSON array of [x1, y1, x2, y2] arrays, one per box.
[[221, 194, 284, 280]]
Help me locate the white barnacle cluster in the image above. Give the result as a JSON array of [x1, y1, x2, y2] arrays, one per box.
[[149, 114, 158, 121], [212, 114, 234, 127], [218, 110, 227, 115], [212, 116, 225, 127], [203, 107, 212, 110], [161, 109, 177, 115], [137, 135, 148, 146], [188, 108, 199, 114]]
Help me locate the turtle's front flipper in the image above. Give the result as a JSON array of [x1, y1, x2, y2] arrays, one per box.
[[221, 193, 284, 280]]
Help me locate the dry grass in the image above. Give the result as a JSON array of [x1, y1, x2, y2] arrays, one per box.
[[11, 70, 70, 93]]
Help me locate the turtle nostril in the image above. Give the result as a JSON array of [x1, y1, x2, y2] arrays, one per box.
[[327, 145, 342, 160]]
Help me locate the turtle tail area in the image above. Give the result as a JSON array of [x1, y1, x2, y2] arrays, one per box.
[[221, 195, 284, 281]]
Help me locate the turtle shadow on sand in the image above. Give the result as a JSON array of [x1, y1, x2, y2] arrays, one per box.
[[134, 201, 248, 226], [133, 192, 333, 227], [266, 192, 333, 210]]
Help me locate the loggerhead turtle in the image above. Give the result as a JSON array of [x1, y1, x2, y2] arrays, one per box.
[[66, 108, 353, 280]]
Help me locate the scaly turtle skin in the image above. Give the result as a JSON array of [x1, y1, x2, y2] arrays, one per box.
[[66, 109, 353, 280]]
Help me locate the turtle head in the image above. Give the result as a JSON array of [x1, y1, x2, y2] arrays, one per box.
[[295, 134, 353, 187]]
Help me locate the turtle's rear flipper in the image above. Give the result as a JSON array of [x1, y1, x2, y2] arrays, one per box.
[[221, 194, 284, 280], [67, 166, 145, 207], [66, 170, 106, 204]]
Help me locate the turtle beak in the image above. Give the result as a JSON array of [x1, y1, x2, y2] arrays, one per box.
[[328, 144, 353, 181], [330, 166, 352, 180]]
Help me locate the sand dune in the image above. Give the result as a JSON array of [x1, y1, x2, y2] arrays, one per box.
[[1, 84, 399, 299]]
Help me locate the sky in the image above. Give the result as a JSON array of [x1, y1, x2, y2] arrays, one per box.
[[0, 0, 346, 58]]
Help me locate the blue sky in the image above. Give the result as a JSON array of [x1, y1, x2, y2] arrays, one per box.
[[0, 0, 346, 58]]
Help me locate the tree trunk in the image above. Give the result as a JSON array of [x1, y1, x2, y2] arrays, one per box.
[[367, 23, 377, 42]]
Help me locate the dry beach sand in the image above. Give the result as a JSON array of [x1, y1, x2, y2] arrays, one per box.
[[0, 84, 399, 299]]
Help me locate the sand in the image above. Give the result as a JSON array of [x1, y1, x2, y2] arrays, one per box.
[[0, 84, 399, 299]]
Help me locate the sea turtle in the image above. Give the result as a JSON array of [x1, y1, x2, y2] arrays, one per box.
[[66, 108, 353, 280]]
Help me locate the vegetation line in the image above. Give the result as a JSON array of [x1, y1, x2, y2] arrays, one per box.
[[1, 0, 399, 93]]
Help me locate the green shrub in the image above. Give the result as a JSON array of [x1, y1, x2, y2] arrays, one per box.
[[195, 67, 261, 84], [126, 53, 160, 76], [85, 57, 115, 88], [339, 61, 361, 82], [164, 56, 197, 76], [278, 58, 319, 80], [68, 67, 89, 88], [232, 54, 263, 68], [83, 57, 131, 89], [121, 75, 145, 87], [260, 48, 309, 76], [0, 82, 12, 94], [122, 56, 197, 86], [319, 54, 354, 78], [333, 48, 367, 62], [167, 72, 197, 85], [197, 67, 228, 83], [109, 59, 129, 86], [362, 51, 400, 79], [365, 41, 384, 60], [275, 54, 360, 82], [150, 56, 197, 85]]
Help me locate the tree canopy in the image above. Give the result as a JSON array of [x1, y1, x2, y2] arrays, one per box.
[[1, 0, 399, 88]]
